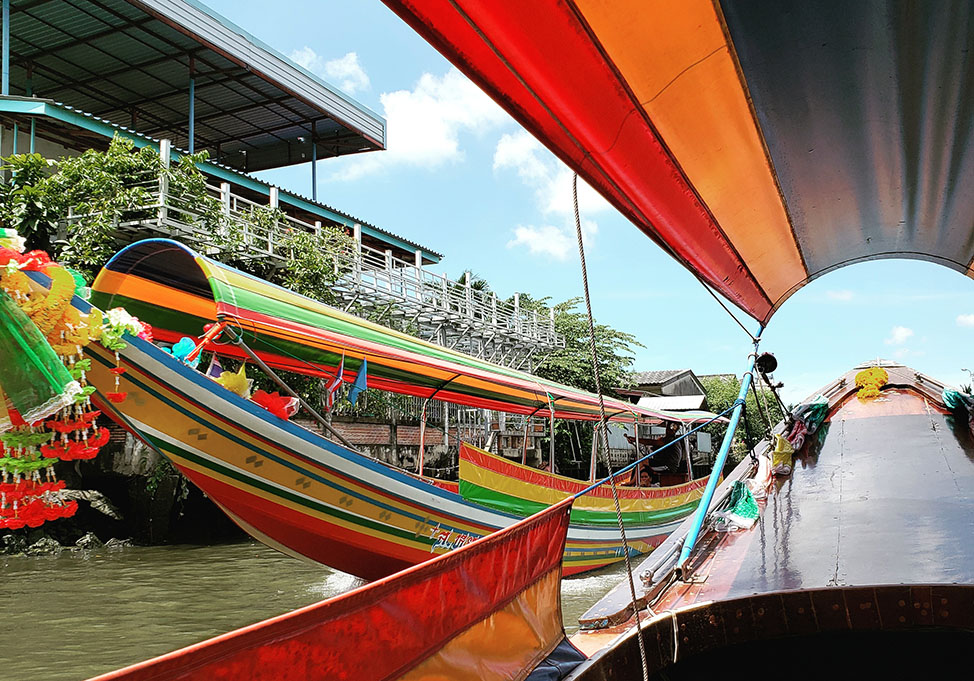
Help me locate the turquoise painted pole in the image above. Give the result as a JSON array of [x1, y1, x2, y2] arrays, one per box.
[[311, 133, 317, 201], [678, 326, 764, 569], [2, 0, 9, 96], [29, 116, 34, 153]]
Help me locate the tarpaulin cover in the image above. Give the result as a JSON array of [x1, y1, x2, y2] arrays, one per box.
[[459, 442, 705, 526], [91, 239, 717, 424], [88, 498, 576, 681], [381, 0, 974, 322]]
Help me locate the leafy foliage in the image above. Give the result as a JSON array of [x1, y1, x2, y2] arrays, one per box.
[[0, 135, 353, 299], [529, 296, 642, 396], [700, 374, 786, 463]]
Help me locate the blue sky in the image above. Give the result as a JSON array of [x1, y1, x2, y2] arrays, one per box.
[[208, 0, 974, 404]]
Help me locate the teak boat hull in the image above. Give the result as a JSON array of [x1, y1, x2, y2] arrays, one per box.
[[567, 365, 974, 679]]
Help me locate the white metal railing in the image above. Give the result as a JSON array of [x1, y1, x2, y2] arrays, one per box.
[[61, 140, 563, 353]]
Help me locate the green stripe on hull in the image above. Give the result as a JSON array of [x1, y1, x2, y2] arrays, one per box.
[[459, 481, 699, 527]]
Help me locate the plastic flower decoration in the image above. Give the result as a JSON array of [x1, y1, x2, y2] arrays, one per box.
[[164, 337, 202, 369], [855, 367, 888, 401], [216, 362, 253, 398]]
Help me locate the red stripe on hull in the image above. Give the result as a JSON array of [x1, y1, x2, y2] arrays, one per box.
[[175, 465, 433, 581]]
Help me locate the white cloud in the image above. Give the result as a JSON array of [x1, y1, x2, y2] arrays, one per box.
[[884, 326, 914, 345], [507, 219, 598, 261], [957, 314, 974, 327], [493, 131, 611, 217], [327, 68, 511, 180], [290, 48, 371, 94], [826, 290, 854, 301], [495, 131, 611, 259]]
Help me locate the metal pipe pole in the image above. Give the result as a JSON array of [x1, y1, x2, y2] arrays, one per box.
[[678, 326, 764, 569], [588, 424, 598, 482], [188, 58, 196, 154], [311, 120, 318, 201], [2, 0, 9, 96], [632, 416, 641, 487], [548, 406, 555, 471], [29, 117, 35, 153], [418, 398, 428, 477]]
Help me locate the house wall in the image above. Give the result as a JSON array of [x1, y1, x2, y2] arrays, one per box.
[[662, 373, 705, 396]]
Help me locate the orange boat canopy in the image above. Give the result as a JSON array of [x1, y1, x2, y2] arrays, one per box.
[[382, 0, 974, 322]]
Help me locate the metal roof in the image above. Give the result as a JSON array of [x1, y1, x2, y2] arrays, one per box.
[[631, 370, 690, 387], [636, 394, 707, 412], [3, 0, 386, 172]]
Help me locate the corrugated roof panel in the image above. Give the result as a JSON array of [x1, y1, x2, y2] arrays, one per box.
[[636, 395, 707, 411], [6, 0, 386, 169]]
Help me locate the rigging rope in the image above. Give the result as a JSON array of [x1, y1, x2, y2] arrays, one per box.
[[572, 173, 650, 681], [693, 273, 759, 342]]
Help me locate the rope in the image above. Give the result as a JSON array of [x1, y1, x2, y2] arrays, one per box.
[[572, 173, 650, 681], [692, 273, 759, 342]]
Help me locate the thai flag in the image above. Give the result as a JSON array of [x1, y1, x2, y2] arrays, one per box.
[[325, 354, 344, 412]]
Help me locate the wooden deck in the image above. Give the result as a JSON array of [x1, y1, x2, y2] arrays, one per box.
[[567, 370, 974, 680]]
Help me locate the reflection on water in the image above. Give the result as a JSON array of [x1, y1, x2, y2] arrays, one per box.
[[1, 542, 628, 680]]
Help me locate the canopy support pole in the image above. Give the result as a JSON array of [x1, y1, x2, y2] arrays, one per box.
[[418, 399, 427, 477], [521, 403, 547, 466], [678, 326, 765, 572], [188, 58, 195, 154], [1, 0, 9, 96], [226, 328, 356, 450], [632, 416, 641, 487], [548, 403, 555, 471], [419, 374, 461, 476], [588, 424, 598, 482]]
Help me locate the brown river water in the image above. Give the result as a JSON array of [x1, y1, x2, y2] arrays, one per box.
[[0, 541, 630, 681]]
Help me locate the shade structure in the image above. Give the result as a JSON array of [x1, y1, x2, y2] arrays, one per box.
[[91, 239, 717, 424], [381, 0, 974, 323], [87, 499, 577, 681]]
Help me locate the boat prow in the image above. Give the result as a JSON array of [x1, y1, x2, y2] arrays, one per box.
[[567, 363, 974, 679]]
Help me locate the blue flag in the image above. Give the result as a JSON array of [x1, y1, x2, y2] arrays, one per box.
[[348, 358, 368, 406]]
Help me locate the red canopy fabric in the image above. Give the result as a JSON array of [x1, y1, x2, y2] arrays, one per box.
[[87, 499, 574, 681], [382, 0, 974, 322]]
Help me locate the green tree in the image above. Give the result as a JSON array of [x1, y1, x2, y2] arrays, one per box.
[[700, 374, 786, 464], [531, 296, 642, 396]]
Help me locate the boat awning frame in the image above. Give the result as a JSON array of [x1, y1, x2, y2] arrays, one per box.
[[3, 0, 386, 172]]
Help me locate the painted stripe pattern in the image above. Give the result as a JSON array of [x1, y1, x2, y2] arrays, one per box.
[[90, 240, 719, 424], [85, 333, 678, 578]]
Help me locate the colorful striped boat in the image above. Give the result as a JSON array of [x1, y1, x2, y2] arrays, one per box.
[[82, 331, 680, 579], [89, 240, 716, 425], [56, 240, 715, 579], [459, 442, 707, 527]]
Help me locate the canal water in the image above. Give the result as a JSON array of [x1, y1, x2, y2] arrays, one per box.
[[1, 541, 631, 681]]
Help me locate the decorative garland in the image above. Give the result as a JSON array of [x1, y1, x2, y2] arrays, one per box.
[[0, 233, 150, 530], [855, 367, 888, 401]]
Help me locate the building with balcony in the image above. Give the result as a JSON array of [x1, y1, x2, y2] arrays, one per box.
[[0, 0, 562, 372]]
